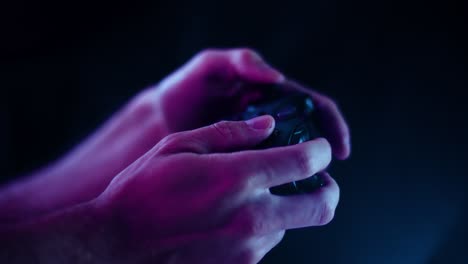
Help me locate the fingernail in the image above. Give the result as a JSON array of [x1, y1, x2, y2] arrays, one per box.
[[245, 115, 273, 130]]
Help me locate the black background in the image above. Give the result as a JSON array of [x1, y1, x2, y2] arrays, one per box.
[[1, 0, 467, 263]]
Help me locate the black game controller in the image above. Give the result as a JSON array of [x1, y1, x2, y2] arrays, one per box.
[[230, 85, 325, 195]]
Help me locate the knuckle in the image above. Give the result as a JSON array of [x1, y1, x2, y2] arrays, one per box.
[[237, 249, 257, 264], [198, 48, 217, 58], [293, 148, 314, 176], [196, 49, 238, 81], [316, 202, 336, 226], [127, 89, 157, 119], [155, 133, 182, 154], [314, 183, 340, 226], [196, 48, 222, 64], [208, 158, 249, 195], [259, 160, 277, 188], [274, 230, 286, 244], [235, 48, 260, 61], [245, 220, 266, 237], [211, 121, 236, 141], [237, 205, 267, 236], [269, 230, 286, 249], [231, 173, 253, 195], [319, 94, 339, 111]]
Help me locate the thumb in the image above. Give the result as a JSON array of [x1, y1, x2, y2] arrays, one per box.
[[155, 115, 275, 155]]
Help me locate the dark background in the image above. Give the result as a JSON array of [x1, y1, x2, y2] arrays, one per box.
[[1, 0, 467, 263]]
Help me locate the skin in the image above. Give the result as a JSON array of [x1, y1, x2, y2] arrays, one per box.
[[0, 48, 351, 263]]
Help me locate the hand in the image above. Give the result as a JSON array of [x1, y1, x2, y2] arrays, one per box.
[[150, 48, 285, 133], [151, 48, 350, 159], [280, 79, 351, 160], [91, 116, 338, 263], [0, 48, 286, 224], [0, 48, 350, 229]]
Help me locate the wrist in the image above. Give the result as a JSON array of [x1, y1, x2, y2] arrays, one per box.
[[0, 198, 122, 263], [0, 89, 169, 225], [0, 174, 53, 224], [0, 164, 103, 225]]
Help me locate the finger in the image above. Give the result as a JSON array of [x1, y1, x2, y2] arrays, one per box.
[[212, 137, 332, 188], [283, 80, 351, 160], [154, 115, 275, 155], [185, 48, 285, 85], [156, 49, 285, 112], [176, 48, 285, 83], [231, 172, 339, 236], [270, 172, 340, 228], [227, 48, 285, 84], [251, 230, 285, 263]]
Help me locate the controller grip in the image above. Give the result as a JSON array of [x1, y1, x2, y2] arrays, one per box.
[[230, 90, 326, 196]]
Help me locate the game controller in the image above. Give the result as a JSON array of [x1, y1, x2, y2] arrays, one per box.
[[230, 85, 326, 195]]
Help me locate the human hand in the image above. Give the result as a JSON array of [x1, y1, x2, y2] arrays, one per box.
[[151, 48, 285, 134], [92, 116, 338, 263], [0, 48, 350, 231], [0, 48, 285, 224], [151, 48, 350, 158], [280, 79, 351, 160]]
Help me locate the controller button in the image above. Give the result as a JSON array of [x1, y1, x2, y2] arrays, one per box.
[[246, 106, 257, 113], [272, 129, 280, 137], [303, 97, 315, 115], [276, 106, 297, 120], [289, 124, 310, 144]]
